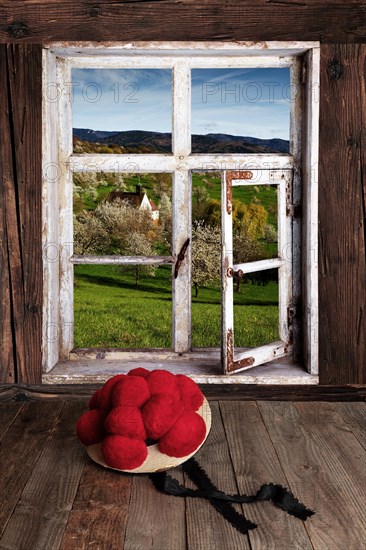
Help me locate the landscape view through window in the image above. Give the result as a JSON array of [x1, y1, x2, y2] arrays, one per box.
[[72, 68, 290, 350]]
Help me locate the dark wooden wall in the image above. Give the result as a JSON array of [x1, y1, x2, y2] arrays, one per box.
[[0, 2, 365, 385], [0, 44, 43, 383], [319, 44, 366, 384]]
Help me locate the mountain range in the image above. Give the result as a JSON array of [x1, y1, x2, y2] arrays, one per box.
[[73, 128, 289, 154]]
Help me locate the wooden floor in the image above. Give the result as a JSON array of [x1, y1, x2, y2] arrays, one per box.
[[0, 398, 365, 549]]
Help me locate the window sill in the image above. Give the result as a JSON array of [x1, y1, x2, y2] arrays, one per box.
[[42, 352, 318, 385]]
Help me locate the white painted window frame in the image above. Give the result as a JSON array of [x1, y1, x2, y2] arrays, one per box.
[[221, 168, 294, 375], [42, 41, 319, 378]]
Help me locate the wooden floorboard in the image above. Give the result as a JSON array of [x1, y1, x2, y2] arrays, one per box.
[[60, 461, 132, 550], [333, 402, 366, 450], [0, 402, 86, 550], [123, 468, 186, 549], [258, 401, 366, 550], [0, 401, 65, 540], [0, 398, 365, 549], [185, 401, 251, 550], [0, 402, 24, 441], [220, 401, 313, 550]]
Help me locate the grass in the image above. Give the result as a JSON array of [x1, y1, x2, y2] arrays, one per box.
[[74, 265, 279, 349], [74, 172, 279, 349]]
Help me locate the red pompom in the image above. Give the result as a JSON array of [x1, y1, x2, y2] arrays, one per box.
[[146, 370, 180, 400], [128, 367, 150, 379], [89, 388, 102, 410], [104, 405, 146, 440], [99, 374, 127, 411], [142, 394, 184, 439], [112, 376, 150, 409], [101, 435, 147, 470], [76, 409, 106, 446], [176, 375, 204, 412], [158, 411, 206, 458]]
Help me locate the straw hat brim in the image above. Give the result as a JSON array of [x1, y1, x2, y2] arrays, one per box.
[[87, 397, 212, 473]]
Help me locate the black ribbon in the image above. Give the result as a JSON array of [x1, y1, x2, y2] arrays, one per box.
[[149, 457, 314, 535]]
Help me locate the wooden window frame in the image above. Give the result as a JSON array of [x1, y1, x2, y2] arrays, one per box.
[[42, 41, 319, 383]]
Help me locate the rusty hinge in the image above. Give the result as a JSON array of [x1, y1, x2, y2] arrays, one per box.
[[174, 238, 190, 279], [226, 171, 253, 215], [227, 267, 244, 278], [227, 356, 255, 373], [286, 204, 301, 219]]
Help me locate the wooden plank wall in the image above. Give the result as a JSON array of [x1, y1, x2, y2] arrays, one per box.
[[0, 2, 365, 385], [0, 44, 43, 383], [0, 1, 365, 43], [319, 44, 366, 384]]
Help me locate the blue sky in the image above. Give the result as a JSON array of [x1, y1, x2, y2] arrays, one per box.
[[72, 68, 290, 140]]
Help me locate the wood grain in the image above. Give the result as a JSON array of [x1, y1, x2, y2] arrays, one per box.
[[334, 402, 366, 450], [0, 402, 24, 441], [319, 44, 366, 384], [0, 401, 64, 539], [258, 401, 366, 550], [0, 2, 365, 43], [0, 401, 87, 550], [0, 398, 365, 548], [123, 467, 186, 549], [60, 460, 132, 550], [185, 401, 251, 549], [0, 44, 42, 384], [0, 44, 18, 384], [220, 401, 313, 550]]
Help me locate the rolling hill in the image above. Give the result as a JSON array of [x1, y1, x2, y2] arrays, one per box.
[[73, 128, 289, 154]]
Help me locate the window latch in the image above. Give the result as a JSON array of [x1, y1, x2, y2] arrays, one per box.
[[174, 238, 190, 279]]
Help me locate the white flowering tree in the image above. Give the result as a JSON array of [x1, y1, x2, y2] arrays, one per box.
[[191, 222, 221, 297]]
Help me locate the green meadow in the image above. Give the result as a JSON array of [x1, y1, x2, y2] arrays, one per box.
[[73, 172, 279, 350], [74, 265, 279, 349]]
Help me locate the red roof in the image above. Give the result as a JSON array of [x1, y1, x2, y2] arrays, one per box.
[[149, 199, 159, 211]]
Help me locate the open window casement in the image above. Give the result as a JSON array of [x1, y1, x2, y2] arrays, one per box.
[[42, 41, 319, 383], [221, 169, 293, 374]]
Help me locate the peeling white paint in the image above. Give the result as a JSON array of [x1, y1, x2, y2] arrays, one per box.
[[42, 42, 320, 382]]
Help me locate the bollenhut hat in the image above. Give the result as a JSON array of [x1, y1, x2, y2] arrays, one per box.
[[76, 368, 211, 473]]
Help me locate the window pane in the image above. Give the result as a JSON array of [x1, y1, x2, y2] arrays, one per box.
[[73, 172, 172, 256], [191, 68, 290, 153], [232, 184, 278, 262], [72, 69, 172, 153], [74, 265, 172, 348], [234, 269, 279, 348]]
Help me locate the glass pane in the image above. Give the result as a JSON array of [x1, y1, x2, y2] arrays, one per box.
[[234, 269, 279, 348], [74, 265, 172, 348], [191, 68, 290, 153], [72, 69, 172, 153], [73, 172, 172, 256], [191, 171, 222, 348], [232, 184, 278, 262]]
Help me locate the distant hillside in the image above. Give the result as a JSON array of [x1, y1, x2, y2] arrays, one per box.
[[73, 128, 289, 154], [206, 133, 290, 154], [73, 128, 120, 141]]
